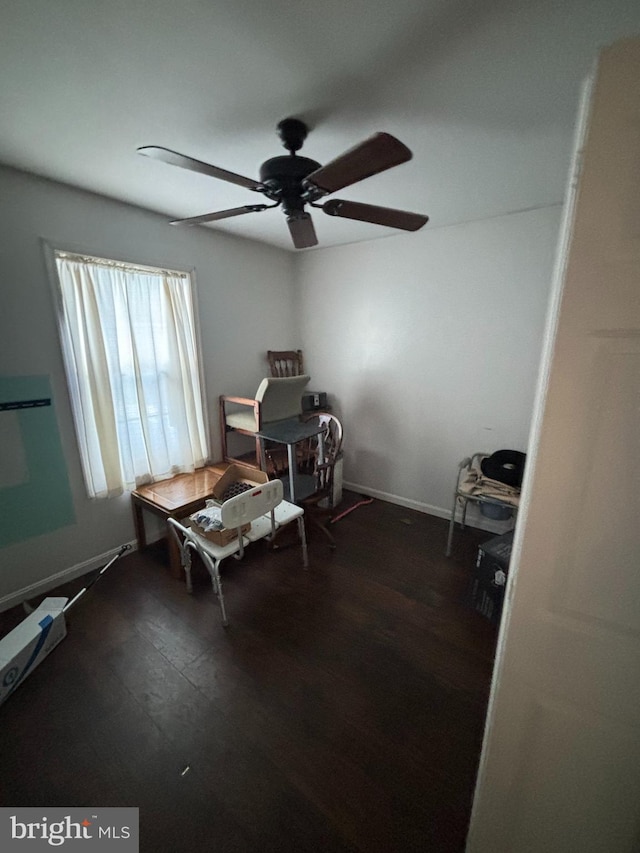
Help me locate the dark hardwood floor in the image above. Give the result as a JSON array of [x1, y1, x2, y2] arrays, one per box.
[[0, 493, 497, 852]]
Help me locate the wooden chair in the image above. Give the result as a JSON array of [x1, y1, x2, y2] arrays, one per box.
[[267, 350, 304, 377], [298, 413, 344, 548], [220, 374, 310, 467]]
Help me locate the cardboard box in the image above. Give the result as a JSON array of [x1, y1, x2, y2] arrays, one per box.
[[210, 463, 269, 502], [190, 464, 269, 546], [0, 597, 68, 706], [189, 518, 251, 547]]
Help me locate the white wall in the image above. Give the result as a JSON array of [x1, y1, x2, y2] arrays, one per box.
[[295, 206, 561, 521], [0, 165, 297, 606]]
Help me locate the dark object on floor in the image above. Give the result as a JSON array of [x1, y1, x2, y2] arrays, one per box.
[[480, 450, 526, 488], [470, 530, 515, 625]]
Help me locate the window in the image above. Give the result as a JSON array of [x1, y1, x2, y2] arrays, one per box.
[[53, 251, 209, 498]]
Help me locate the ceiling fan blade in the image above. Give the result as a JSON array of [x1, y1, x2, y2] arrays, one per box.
[[304, 133, 412, 195], [287, 213, 318, 249], [137, 146, 265, 191], [322, 199, 428, 231], [170, 204, 268, 226]]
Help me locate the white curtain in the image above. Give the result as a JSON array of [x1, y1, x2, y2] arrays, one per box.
[[55, 252, 209, 498]]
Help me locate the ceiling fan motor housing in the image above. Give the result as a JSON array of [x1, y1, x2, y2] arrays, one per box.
[[259, 155, 321, 216], [276, 117, 308, 153]]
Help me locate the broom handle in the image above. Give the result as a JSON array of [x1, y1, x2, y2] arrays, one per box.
[[63, 544, 130, 612]]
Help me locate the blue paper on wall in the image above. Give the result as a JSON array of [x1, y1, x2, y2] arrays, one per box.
[[0, 376, 75, 547]]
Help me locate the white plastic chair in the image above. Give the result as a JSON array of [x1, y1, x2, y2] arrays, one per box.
[[168, 479, 308, 626]]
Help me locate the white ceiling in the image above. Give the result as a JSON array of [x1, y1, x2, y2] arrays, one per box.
[[1, 0, 639, 251]]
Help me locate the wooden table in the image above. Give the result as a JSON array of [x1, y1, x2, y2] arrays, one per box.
[[131, 466, 224, 578]]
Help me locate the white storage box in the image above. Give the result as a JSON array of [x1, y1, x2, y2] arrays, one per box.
[[0, 597, 68, 706]]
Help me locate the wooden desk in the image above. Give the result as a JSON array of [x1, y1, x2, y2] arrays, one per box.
[[131, 466, 224, 578]]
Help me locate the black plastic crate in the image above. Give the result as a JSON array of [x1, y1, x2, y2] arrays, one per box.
[[469, 530, 514, 625]]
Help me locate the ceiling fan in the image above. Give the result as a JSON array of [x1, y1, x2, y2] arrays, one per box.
[[137, 118, 429, 249]]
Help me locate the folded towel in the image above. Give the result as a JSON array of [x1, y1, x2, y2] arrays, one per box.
[[458, 460, 521, 507]]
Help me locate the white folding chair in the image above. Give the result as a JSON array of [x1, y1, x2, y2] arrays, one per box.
[[168, 480, 308, 626]]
